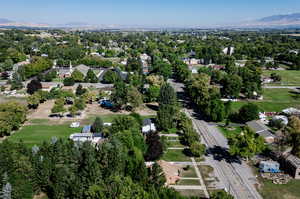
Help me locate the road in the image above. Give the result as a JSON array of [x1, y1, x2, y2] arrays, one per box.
[[169, 79, 262, 199]]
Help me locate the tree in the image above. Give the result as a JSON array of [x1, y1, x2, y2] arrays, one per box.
[[285, 116, 300, 157], [10, 73, 23, 90], [207, 99, 225, 122], [126, 86, 143, 110], [145, 132, 164, 161], [146, 85, 160, 102], [211, 190, 234, 199], [157, 104, 178, 131], [148, 162, 166, 189], [1, 173, 12, 199], [51, 98, 66, 117], [238, 103, 259, 123], [91, 117, 104, 133], [221, 74, 242, 98], [270, 73, 281, 82], [68, 105, 78, 117], [102, 70, 118, 84], [27, 79, 42, 94], [76, 84, 87, 96], [111, 80, 127, 109], [228, 127, 265, 160], [190, 142, 206, 157], [84, 69, 98, 83], [71, 69, 84, 82], [63, 77, 75, 86], [27, 93, 41, 109], [74, 98, 86, 110], [158, 83, 177, 106]]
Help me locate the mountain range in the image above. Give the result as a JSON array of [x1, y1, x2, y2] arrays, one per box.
[[0, 13, 300, 29]]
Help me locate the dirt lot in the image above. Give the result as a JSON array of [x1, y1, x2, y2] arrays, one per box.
[[27, 100, 157, 125]]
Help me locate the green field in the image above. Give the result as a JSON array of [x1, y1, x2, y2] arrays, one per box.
[[218, 126, 242, 138], [8, 125, 81, 147], [263, 70, 300, 86], [177, 179, 201, 185], [232, 88, 300, 112], [180, 167, 198, 178], [161, 149, 192, 162], [259, 179, 300, 199]]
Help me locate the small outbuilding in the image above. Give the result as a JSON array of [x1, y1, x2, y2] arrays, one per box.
[[142, 118, 156, 134], [259, 161, 280, 173], [280, 153, 300, 179], [82, 125, 92, 134]]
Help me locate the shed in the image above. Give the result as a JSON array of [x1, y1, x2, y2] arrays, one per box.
[[259, 161, 280, 173], [246, 120, 276, 143], [280, 153, 300, 179]]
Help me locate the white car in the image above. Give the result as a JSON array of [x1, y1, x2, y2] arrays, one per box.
[[70, 122, 80, 128]]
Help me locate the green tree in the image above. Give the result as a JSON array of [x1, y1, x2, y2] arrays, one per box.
[[228, 127, 265, 160], [91, 117, 104, 133], [27, 93, 41, 109], [211, 190, 234, 199], [285, 116, 300, 157], [221, 74, 242, 98], [27, 79, 42, 95], [68, 105, 78, 117], [71, 69, 84, 82], [127, 86, 143, 110], [84, 69, 98, 83], [238, 103, 259, 123], [102, 70, 118, 84], [63, 77, 75, 86], [76, 84, 87, 96], [51, 98, 66, 116], [190, 142, 206, 157], [158, 83, 177, 106]]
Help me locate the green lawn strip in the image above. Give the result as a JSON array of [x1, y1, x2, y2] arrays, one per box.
[[167, 140, 185, 148], [180, 166, 198, 178], [84, 114, 156, 125], [8, 125, 81, 147], [259, 179, 300, 199], [28, 119, 50, 125], [177, 179, 201, 185], [177, 190, 205, 197], [218, 126, 242, 138], [263, 70, 300, 86], [161, 149, 192, 162]]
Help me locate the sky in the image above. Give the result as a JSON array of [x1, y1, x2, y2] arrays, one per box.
[[1, 0, 300, 27]]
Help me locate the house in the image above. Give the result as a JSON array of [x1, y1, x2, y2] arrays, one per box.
[[41, 82, 60, 92], [82, 125, 92, 134], [157, 160, 182, 185], [222, 47, 235, 56], [142, 118, 156, 134], [259, 161, 280, 173], [74, 64, 90, 76], [69, 133, 103, 144], [280, 153, 300, 179], [282, 108, 300, 116], [246, 120, 276, 143], [272, 115, 289, 126]]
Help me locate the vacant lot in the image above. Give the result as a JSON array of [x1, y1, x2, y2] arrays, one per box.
[[263, 70, 300, 86], [259, 179, 300, 199], [232, 88, 300, 112], [8, 125, 81, 147], [218, 126, 242, 138]]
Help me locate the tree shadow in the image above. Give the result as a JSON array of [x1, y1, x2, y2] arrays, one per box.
[[146, 104, 159, 111], [207, 146, 242, 164]]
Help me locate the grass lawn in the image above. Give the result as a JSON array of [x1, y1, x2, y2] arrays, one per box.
[[8, 125, 81, 147], [177, 179, 201, 185], [83, 114, 156, 125], [180, 166, 198, 178], [218, 126, 242, 138], [167, 140, 185, 148], [161, 149, 192, 162], [232, 88, 300, 112], [177, 190, 205, 197], [259, 179, 300, 199], [263, 70, 300, 86]]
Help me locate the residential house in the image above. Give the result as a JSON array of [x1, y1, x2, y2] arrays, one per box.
[[246, 120, 276, 143], [69, 133, 103, 145]]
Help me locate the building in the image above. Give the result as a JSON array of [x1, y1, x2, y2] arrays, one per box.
[[82, 125, 92, 134], [69, 133, 103, 144], [280, 153, 300, 179], [41, 82, 60, 92], [259, 161, 280, 173], [246, 120, 276, 143], [282, 107, 300, 116], [142, 118, 156, 134]]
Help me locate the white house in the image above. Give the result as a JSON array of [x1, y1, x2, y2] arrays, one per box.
[[69, 133, 103, 144]]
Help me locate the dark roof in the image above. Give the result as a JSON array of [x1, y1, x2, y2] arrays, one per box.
[[246, 120, 275, 138], [143, 118, 152, 126], [285, 154, 300, 168]]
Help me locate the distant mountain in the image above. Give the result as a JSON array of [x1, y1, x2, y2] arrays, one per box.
[[258, 13, 300, 23], [0, 18, 49, 28]]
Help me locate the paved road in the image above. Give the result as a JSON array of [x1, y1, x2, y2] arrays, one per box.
[[263, 85, 300, 89], [169, 79, 262, 199]]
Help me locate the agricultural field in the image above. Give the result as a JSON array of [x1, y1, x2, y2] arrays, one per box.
[[259, 179, 300, 199], [263, 70, 300, 86]]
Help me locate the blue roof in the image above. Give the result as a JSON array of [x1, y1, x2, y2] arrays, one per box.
[[82, 125, 91, 133]]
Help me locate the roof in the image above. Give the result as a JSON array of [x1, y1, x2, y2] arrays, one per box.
[[74, 64, 90, 76], [143, 118, 152, 126], [247, 120, 275, 138], [82, 125, 92, 133], [285, 154, 300, 169]]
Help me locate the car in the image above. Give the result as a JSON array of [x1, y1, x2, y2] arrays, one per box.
[[70, 122, 80, 128]]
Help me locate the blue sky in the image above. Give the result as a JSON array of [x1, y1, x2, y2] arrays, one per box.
[[1, 0, 300, 27]]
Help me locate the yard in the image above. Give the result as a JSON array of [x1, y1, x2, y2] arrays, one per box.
[[259, 179, 300, 199], [161, 149, 192, 162], [218, 126, 242, 138], [232, 88, 300, 112], [8, 125, 81, 147], [263, 70, 300, 86]]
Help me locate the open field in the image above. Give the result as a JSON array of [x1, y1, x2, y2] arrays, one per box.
[[259, 179, 300, 199], [232, 88, 300, 112], [8, 125, 81, 147], [0, 95, 27, 105], [177, 190, 205, 197], [218, 126, 242, 138], [180, 166, 198, 178], [177, 179, 201, 185], [161, 149, 192, 162], [263, 70, 300, 86]]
